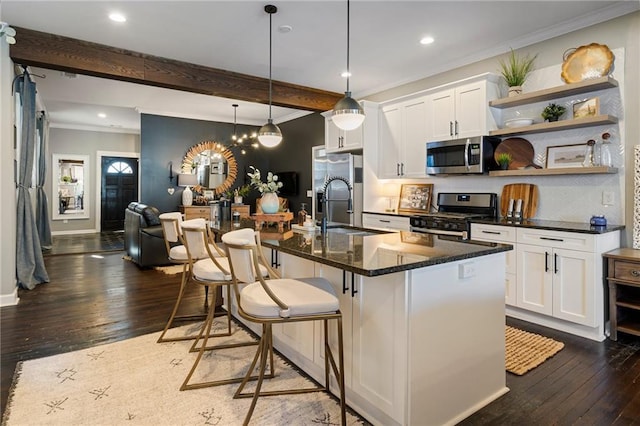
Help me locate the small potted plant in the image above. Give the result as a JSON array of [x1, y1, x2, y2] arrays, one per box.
[[496, 152, 512, 170], [498, 48, 538, 97], [233, 184, 251, 204], [541, 103, 566, 122]]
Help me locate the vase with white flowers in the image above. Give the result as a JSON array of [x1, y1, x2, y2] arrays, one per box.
[[248, 166, 283, 214]]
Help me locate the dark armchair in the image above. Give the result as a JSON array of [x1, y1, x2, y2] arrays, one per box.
[[124, 202, 172, 268]]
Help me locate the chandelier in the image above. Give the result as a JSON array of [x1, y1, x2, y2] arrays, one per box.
[[228, 104, 258, 155]]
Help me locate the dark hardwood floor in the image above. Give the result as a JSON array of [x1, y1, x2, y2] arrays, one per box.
[[2, 241, 640, 424]]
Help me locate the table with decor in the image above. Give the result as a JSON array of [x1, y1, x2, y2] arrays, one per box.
[[211, 219, 512, 425]]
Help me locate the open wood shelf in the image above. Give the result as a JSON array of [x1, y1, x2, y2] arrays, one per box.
[[489, 115, 618, 137], [489, 76, 619, 109], [489, 166, 618, 177]]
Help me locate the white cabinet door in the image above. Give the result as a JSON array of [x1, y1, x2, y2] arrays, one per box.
[[316, 264, 354, 389], [455, 81, 487, 138], [272, 253, 317, 365], [552, 248, 596, 326], [426, 88, 455, 142], [470, 223, 517, 306], [351, 273, 407, 424], [426, 80, 494, 142], [325, 116, 342, 152], [378, 97, 427, 178], [325, 108, 366, 153], [401, 97, 428, 177], [378, 103, 403, 178], [517, 243, 553, 315]]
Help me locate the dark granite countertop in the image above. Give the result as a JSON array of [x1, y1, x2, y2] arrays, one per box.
[[471, 218, 624, 234], [212, 219, 512, 277]]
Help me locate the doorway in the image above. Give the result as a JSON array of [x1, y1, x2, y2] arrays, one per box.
[[101, 156, 139, 231]]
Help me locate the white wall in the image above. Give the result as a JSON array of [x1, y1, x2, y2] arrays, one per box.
[[0, 41, 18, 305], [48, 128, 139, 233], [364, 12, 639, 246]]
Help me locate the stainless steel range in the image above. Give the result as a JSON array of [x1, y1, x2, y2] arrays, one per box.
[[410, 192, 498, 239]]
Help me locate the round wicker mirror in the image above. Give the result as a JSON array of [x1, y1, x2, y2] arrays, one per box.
[[181, 141, 238, 195]]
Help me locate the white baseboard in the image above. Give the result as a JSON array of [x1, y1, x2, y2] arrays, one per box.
[[51, 229, 99, 236], [0, 286, 19, 307]]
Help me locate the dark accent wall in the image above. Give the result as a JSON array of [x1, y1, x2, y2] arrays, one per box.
[[273, 113, 325, 214], [140, 112, 324, 215]]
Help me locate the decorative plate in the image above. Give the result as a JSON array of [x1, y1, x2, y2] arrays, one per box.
[[561, 43, 614, 83], [504, 118, 534, 128]]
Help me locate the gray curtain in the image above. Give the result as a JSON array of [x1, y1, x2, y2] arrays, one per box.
[[15, 72, 49, 289], [36, 112, 52, 249]]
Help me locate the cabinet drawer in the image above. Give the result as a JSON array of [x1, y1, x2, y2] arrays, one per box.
[[613, 261, 640, 284], [516, 228, 595, 252], [470, 224, 516, 243], [182, 206, 210, 220], [362, 213, 409, 231]]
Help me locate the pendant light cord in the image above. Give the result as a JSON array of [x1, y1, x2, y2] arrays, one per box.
[[268, 10, 273, 120], [346, 0, 350, 93]]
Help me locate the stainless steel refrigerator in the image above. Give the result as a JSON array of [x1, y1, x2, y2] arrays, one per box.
[[312, 146, 363, 227]]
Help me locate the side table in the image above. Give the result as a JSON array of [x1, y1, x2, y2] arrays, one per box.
[[603, 248, 640, 340]]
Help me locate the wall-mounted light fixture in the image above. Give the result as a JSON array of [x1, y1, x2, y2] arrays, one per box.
[[168, 161, 174, 182], [0, 22, 16, 45]]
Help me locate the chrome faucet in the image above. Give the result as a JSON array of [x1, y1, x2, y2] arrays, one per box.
[[320, 176, 353, 234]]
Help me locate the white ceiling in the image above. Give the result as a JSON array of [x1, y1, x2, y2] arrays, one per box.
[[2, 1, 638, 133]]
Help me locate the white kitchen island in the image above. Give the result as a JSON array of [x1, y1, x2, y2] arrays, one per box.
[[215, 223, 512, 425]]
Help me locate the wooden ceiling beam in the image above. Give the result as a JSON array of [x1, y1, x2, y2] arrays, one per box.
[[9, 26, 342, 112]]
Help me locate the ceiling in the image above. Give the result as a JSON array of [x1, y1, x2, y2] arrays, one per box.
[[2, 1, 638, 133]]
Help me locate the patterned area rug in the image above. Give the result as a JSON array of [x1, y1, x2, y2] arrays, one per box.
[[153, 264, 184, 275], [3, 320, 364, 425], [505, 326, 565, 375]]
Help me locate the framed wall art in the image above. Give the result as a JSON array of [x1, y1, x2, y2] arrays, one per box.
[[397, 183, 433, 214], [546, 143, 587, 169], [572, 97, 599, 119]]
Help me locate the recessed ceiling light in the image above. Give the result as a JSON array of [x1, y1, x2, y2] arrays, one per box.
[[420, 36, 435, 45], [98, 113, 107, 118], [109, 13, 126, 23], [341, 71, 351, 78], [278, 25, 292, 33]]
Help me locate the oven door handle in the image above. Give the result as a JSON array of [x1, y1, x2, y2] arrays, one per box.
[[411, 227, 468, 240], [464, 139, 470, 170]]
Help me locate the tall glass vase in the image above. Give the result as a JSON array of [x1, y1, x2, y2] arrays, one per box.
[[261, 192, 279, 214]]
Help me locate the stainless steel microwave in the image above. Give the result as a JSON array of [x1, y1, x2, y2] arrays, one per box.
[[425, 136, 501, 175]]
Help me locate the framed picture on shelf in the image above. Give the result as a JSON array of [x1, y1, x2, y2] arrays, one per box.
[[572, 97, 599, 119], [546, 143, 587, 169], [397, 183, 433, 214]]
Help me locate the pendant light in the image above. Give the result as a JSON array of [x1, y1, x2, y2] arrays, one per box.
[[331, 0, 365, 131], [258, 4, 283, 148]]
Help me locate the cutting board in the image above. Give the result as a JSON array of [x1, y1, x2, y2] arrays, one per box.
[[494, 138, 536, 170], [500, 183, 539, 219]]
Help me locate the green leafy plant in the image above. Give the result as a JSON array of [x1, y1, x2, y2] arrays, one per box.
[[247, 166, 283, 194], [234, 184, 251, 198], [541, 103, 566, 121], [498, 48, 538, 87], [496, 152, 512, 167]]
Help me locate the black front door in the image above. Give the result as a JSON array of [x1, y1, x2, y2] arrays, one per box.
[[101, 156, 138, 231]]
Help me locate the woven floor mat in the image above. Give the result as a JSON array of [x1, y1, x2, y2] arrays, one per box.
[[505, 325, 565, 375]]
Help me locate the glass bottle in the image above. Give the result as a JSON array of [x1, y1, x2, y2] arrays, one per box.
[[582, 140, 595, 167], [297, 202, 307, 226], [600, 132, 613, 167]]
